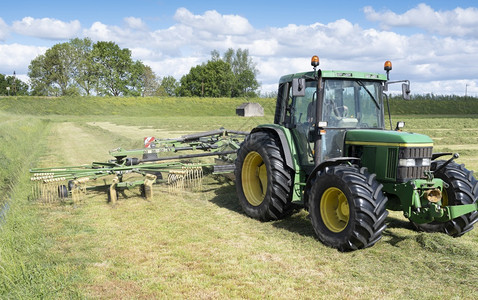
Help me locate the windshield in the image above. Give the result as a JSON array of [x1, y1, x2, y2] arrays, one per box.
[[322, 79, 384, 129]]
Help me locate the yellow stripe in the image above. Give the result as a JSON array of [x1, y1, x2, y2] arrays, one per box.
[[345, 141, 433, 147]]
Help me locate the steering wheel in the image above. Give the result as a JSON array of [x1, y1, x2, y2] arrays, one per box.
[[333, 106, 349, 118]]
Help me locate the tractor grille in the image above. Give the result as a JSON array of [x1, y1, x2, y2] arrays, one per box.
[[399, 147, 433, 159], [396, 146, 433, 182], [386, 148, 398, 179]]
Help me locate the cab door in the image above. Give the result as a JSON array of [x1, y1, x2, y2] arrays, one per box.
[[289, 80, 318, 167]]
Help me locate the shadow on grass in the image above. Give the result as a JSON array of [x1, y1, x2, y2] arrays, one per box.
[[208, 179, 435, 245], [382, 216, 418, 247], [271, 211, 316, 238], [208, 179, 243, 214], [385, 215, 415, 230], [209, 180, 316, 239]]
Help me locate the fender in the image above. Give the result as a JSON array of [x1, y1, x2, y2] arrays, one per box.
[[251, 124, 298, 171], [303, 157, 360, 208], [251, 124, 305, 203]]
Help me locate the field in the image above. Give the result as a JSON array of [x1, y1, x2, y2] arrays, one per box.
[[0, 97, 477, 299]]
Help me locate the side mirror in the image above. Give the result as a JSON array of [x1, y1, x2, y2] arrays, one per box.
[[402, 83, 411, 100], [292, 78, 306, 97]]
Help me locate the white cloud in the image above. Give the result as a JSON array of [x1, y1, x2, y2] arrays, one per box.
[[12, 17, 81, 39], [83, 18, 153, 50], [124, 17, 147, 30], [145, 56, 202, 79], [84, 21, 113, 41], [249, 39, 279, 56], [364, 4, 478, 37], [130, 47, 162, 61], [0, 44, 47, 74], [173, 7, 253, 35]]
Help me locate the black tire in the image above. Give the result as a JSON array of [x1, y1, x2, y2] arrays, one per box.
[[308, 165, 388, 251], [235, 131, 293, 221], [57, 185, 69, 199], [412, 161, 478, 237], [67, 180, 75, 191]]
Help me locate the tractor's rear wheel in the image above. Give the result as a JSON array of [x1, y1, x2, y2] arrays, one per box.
[[235, 131, 293, 221], [308, 165, 388, 251], [412, 161, 478, 237]]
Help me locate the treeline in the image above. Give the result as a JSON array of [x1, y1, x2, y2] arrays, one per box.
[[0, 74, 29, 96], [28, 38, 148, 96], [0, 38, 259, 97]]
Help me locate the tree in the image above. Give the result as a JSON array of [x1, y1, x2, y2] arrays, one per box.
[[92, 41, 132, 96], [139, 65, 161, 97], [223, 48, 259, 97], [29, 55, 50, 96], [28, 42, 79, 96], [177, 48, 260, 98], [210, 49, 221, 62], [127, 60, 148, 97], [160, 76, 179, 96], [70, 37, 96, 96], [0, 73, 29, 96], [177, 60, 234, 97]]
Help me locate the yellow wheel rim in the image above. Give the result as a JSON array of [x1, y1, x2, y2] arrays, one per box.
[[441, 188, 449, 206], [320, 187, 350, 233], [241, 151, 268, 206]]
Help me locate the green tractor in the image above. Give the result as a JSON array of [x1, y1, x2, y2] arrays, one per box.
[[235, 56, 478, 251]]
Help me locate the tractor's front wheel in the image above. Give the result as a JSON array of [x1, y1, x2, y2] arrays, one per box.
[[308, 165, 388, 251], [412, 161, 478, 236], [235, 131, 293, 221]]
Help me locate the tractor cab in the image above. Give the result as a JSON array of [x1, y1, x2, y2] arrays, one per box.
[[276, 57, 388, 170]]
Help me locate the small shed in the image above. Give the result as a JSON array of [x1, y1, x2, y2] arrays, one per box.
[[236, 102, 264, 117]]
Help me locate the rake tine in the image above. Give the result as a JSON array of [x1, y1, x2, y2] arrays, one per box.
[[142, 174, 157, 200], [108, 177, 119, 204]]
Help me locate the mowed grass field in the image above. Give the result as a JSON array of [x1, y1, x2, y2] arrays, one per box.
[[0, 97, 477, 299]]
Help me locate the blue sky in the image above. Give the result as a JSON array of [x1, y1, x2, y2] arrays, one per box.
[[1, 0, 478, 95]]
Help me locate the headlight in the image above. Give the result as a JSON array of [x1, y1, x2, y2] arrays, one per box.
[[399, 158, 431, 167], [399, 159, 416, 167], [421, 158, 431, 167]]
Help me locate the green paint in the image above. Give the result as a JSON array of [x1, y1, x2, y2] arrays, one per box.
[[345, 129, 433, 145]]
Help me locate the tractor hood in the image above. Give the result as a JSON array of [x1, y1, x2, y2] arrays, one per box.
[[344, 129, 434, 183], [345, 129, 433, 147]]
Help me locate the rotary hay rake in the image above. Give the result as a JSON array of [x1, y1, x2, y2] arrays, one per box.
[[30, 129, 247, 204]]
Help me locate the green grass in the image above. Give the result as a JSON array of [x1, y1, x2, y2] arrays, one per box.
[[0, 113, 84, 298], [0, 98, 477, 298], [388, 97, 478, 115], [0, 96, 277, 117], [1, 95, 478, 117], [389, 115, 478, 171]]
